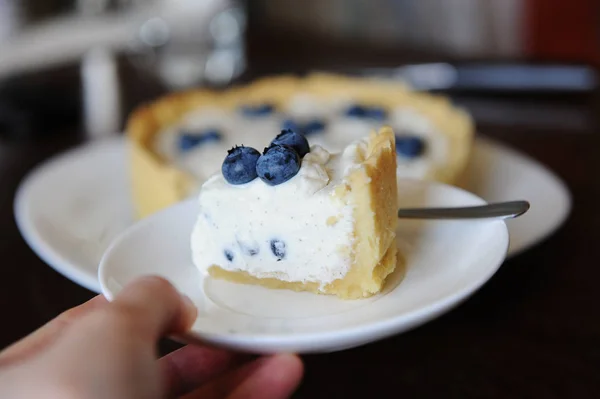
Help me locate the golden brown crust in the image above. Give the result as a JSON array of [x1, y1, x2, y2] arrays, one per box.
[[126, 73, 474, 218], [330, 127, 399, 298]]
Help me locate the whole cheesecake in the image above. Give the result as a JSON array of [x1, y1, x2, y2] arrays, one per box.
[[126, 73, 474, 219]]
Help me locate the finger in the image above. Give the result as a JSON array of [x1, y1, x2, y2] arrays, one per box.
[[182, 354, 303, 399], [181, 355, 268, 399], [227, 354, 303, 399], [160, 345, 249, 397], [31, 277, 198, 398], [110, 276, 197, 341], [0, 296, 107, 366]]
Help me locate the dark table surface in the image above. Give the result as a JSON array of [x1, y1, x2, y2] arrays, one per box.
[[1, 35, 600, 397]]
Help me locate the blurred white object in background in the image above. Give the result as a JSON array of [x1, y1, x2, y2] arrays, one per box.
[[82, 47, 121, 139], [0, 0, 245, 86], [77, 0, 112, 16], [0, 0, 22, 43], [128, 0, 246, 89], [0, 0, 246, 137], [0, 14, 134, 78]]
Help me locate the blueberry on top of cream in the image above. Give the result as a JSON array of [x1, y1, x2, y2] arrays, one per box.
[[344, 104, 387, 120], [221, 146, 261, 185], [240, 103, 275, 117], [179, 129, 222, 152], [256, 144, 301, 186], [270, 129, 310, 157], [395, 135, 426, 158]]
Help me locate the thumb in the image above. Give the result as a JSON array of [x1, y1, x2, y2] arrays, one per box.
[[109, 276, 197, 340]]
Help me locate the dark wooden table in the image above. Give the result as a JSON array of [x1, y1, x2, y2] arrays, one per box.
[[1, 46, 599, 397]]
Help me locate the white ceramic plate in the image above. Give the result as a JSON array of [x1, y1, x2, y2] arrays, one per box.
[[14, 135, 571, 293], [98, 179, 509, 353], [14, 137, 134, 292]]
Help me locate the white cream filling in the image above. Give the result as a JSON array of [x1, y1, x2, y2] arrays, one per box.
[[154, 95, 450, 186], [191, 142, 368, 287]]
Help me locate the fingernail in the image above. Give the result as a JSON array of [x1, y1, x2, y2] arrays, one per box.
[[180, 294, 198, 326]]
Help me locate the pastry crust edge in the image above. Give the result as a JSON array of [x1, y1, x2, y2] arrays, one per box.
[[126, 74, 473, 218]]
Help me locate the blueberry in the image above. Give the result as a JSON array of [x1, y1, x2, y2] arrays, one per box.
[[245, 247, 259, 256], [241, 103, 274, 117], [345, 105, 365, 118], [344, 105, 387, 120], [270, 239, 286, 260], [224, 249, 234, 262], [256, 144, 301, 186], [237, 239, 260, 256], [303, 120, 327, 136], [179, 129, 222, 152], [282, 119, 300, 132], [222, 146, 261, 185], [179, 135, 200, 152], [281, 120, 325, 136], [367, 107, 387, 120], [270, 129, 310, 158], [395, 135, 426, 158]]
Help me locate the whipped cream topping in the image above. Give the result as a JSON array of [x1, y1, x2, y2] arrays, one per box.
[[155, 94, 449, 185], [191, 141, 370, 287]]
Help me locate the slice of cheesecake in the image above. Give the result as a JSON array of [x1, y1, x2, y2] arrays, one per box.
[[191, 127, 398, 299]]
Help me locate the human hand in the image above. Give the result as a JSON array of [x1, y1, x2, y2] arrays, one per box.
[[0, 276, 303, 398]]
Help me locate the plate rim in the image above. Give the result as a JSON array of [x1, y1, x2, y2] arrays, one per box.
[[13, 136, 124, 293], [14, 135, 570, 295], [97, 180, 510, 352], [474, 136, 572, 256]]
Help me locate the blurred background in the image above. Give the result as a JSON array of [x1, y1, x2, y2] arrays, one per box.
[[0, 0, 598, 142], [1, 3, 599, 397]]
